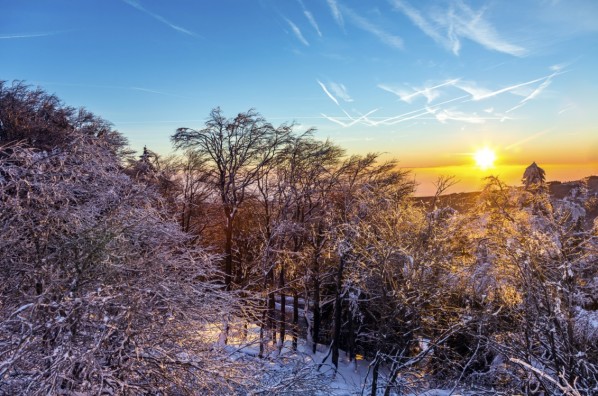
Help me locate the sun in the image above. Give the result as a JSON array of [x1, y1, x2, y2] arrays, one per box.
[[474, 148, 496, 170]]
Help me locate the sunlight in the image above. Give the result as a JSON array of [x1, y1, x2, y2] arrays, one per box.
[[474, 148, 496, 170]]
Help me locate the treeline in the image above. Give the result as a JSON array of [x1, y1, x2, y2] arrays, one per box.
[[1, 81, 597, 395]]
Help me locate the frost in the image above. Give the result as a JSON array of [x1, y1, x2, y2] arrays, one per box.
[[12, 303, 33, 316]]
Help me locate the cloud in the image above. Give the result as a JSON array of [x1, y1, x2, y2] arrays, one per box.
[[328, 82, 353, 102], [298, 1, 323, 37], [455, 74, 556, 101], [432, 108, 489, 124], [321, 109, 378, 127], [326, 0, 344, 27], [390, 0, 449, 50], [505, 128, 552, 150], [317, 80, 353, 104], [286, 19, 309, 46], [378, 79, 460, 103], [558, 104, 575, 115], [0, 32, 58, 39], [317, 80, 339, 105], [342, 6, 403, 49], [378, 110, 435, 126], [122, 0, 200, 38], [508, 70, 566, 112], [367, 95, 469, 126], [129, 86, 193, 99], [304, 11, 322, 37], [390, 0, 526, 56]]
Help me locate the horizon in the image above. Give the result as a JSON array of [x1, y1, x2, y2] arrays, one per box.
[[2, 0, 597, 194]]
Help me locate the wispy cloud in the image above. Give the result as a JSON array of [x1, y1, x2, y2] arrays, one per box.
[[317, 80, 339, 105], [506, 78, 553, 113], [390, 0, 526, 56], [320, 95, 471, 128], [322, 108, 435, 128], [343, 7, 403, 49], [321, 108, 378, 127], [390, 0, 448, 50], [129, 86, 193, 99], [0, 32, 58, 39], [304, 11, 322, 37], [317, 80, 353, 104], [505, 128, 552, 150], [558, 104, 575, 115], [298, 1, 322, 37], [378, 78, 460, 103], [431, 108, 493, 124], [455, 73, 557, 101], [122, 0, 200, 38], [286, 19, 309, 46], [328, 82, 353, 102], [326, 0, 344, 27], [369, 95, 470, 126], [29, 81, 194, 99]]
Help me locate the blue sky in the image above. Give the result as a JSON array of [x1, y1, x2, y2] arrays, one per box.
[[2, 0, 597, 193]]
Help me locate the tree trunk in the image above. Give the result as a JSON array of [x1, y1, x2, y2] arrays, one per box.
[[268, 271, 276, 345], [384, 363, 399, 396], [292, 291, 299, 351], [331, 254, 346, 370], [224, 215, 234, 289], [259, 311, 265, 358], [279, 263, 286, 352], [348, 312, 355, 362], [371, 356, 380, 396], [312, 250, 321, 354]]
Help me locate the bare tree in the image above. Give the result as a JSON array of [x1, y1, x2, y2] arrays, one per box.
[[172, 108, 293, 289]]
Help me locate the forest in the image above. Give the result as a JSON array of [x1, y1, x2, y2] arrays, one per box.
[[0, 81, 597, 395]]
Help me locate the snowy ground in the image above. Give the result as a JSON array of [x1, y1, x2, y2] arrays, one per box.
[[200, 319, 473, 395]]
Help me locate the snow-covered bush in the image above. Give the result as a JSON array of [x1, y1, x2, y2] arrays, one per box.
[[0, 83, 255, 394]]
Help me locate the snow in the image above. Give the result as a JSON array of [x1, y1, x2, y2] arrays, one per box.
[[194, 320, 472, 395], [11, 303, 33, 315], [575, 307, 598, 342]]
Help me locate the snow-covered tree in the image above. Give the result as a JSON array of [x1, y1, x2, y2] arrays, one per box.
[[0, 84, 265, 394], [522, 161, 546, 191], [171, 108, 294, 289]]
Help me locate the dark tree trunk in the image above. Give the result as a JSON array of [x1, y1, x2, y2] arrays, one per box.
[[279, 263, 286, 351], [268, 267, 276, 345], [312, 250, 321, 354], [259, 311, 265, 358], [292, 292, 299, 351], [331, 254, 346, 370], [348, 312, 355, 362], [224, 215, 234, 289], [384, 364, 399, 396], [371, 356, 380, 396]]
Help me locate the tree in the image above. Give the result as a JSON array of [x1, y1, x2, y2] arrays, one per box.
[[262, 136, 344, 354], [0, 80, 128, 156], [0, 87, 260, 394], [172, 108, 293, 288], [315, 153, 417, 372], [457, 175, 597, 394], [522, 161, 546, 191]]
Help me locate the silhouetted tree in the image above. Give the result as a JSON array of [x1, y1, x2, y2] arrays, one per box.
[[522, 161, 546, 190], [172, 108, 293, 288]]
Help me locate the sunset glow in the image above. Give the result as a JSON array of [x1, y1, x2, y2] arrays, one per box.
[[2, 1, 596, 195], [474, 148, 496, 170]]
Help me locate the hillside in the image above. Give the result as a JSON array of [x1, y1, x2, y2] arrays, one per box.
[[418, 175, 598, 229]]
